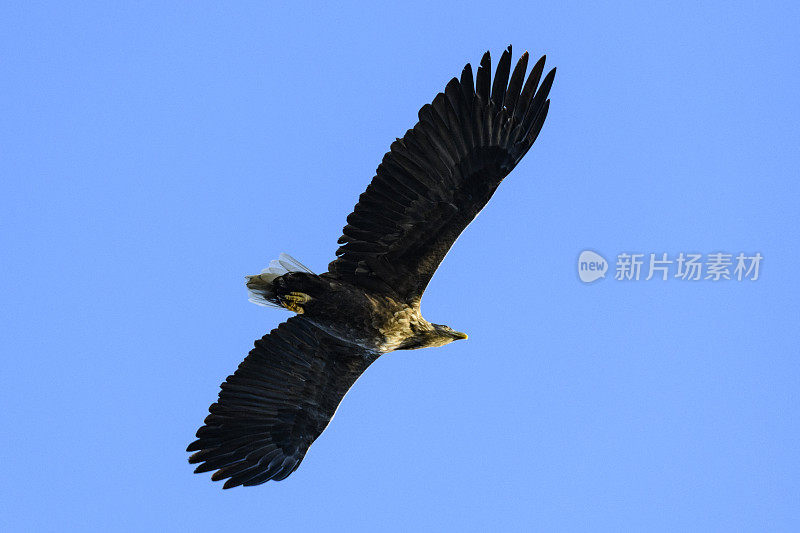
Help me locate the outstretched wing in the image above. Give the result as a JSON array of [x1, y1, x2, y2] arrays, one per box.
[[187, 317, 379, 488], [327, 46, 555, 302]]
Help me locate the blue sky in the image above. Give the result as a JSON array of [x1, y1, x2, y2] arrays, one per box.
[[2, 2, 798, 531]]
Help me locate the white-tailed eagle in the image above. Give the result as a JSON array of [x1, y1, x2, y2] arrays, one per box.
[[188, 46, 555, 488]]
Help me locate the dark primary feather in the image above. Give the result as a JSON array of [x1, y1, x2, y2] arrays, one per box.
[[187, 317, 379, 488], [327, 45, 555, 301]]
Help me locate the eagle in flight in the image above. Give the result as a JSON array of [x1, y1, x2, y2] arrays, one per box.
[[188, 46, 555, 488]]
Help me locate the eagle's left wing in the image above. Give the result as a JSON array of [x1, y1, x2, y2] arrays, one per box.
[[187, 317, 379, 488], [326, 46, 554, 303]]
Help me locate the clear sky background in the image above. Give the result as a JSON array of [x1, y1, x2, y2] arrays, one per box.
[[2, 2, 798, 531]]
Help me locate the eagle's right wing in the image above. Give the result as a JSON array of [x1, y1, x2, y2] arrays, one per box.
[[187, 317, 379, 488], [326, 46, 554, 303]]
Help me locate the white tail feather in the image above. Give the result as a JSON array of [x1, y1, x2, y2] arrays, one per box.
[[273, 253, 314, 274], [246, 253, 314, 308], [247, 290, 281, 308]]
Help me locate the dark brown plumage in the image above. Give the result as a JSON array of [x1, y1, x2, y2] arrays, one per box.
[[188, 46, 555, 488]]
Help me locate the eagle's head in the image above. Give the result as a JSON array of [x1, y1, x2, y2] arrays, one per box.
[[433, 323, 468, 342], [395, 323, 468, 350], [425, 323, 468, 347]]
